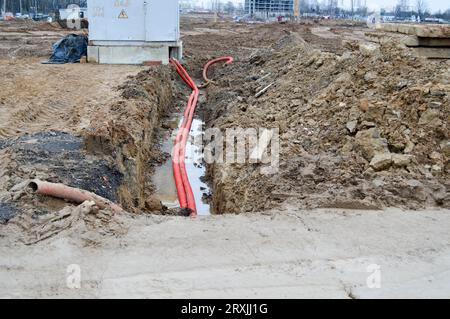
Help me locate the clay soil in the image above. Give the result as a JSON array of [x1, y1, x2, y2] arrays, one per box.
[[0, 21, 183, 233], [181, 16, 450, 214], [0, 15, 448, 230], [0, 16, 449, 298]]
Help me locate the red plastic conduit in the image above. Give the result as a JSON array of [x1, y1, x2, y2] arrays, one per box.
[[170, 57, 233, 217], [203, 56, 234, 84]]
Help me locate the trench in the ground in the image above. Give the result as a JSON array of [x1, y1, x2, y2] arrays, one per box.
[[151, 88, 212, 215]]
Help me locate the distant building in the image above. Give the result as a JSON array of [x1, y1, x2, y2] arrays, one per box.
[[59, 5, 87, 20], [245, 0, 294, 17]]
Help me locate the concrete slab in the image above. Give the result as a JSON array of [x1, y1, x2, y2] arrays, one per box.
[[402, 36, 450, 47], [377, 23, 450, 38], [87, 45, 99, 64], [414, 47, 450, 59], [87, 41, 183, 65]]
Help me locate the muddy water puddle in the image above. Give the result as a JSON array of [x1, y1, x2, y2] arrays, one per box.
[[152, 116, 211, 215]]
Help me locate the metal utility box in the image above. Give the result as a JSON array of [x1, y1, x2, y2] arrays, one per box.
[[87, 0, 182, 65]]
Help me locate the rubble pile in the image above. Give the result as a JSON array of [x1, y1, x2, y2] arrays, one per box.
[[205, 34, 449, 212]]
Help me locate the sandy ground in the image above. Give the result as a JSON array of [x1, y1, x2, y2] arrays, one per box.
[[1, 206, 450, 299], [0, 17, 449, 299], [0, 57, 143, 139]]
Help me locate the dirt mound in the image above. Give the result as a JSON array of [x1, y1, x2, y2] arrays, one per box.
[[85, 67, 176, 213], [204, 34, 449, 213], [0, 66, 178, 242], [1, 199, 127, 245]]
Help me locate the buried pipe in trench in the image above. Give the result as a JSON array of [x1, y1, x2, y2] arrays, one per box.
[[29, 179, 124, 214], [169, 57, 233, 217], [170, 58, 199, 216]]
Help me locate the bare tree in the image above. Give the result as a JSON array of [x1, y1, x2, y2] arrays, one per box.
[[350, 0, 354, 19], [224, 1, 234, 14], [327, 0, 338, 15], [416, 0, 428, 19], [395, 0, 410, 18], [400, 0, 410, 8]]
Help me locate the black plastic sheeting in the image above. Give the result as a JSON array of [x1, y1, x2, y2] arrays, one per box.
[[43, 34, 88, 64], [0, 203, 17, 224]]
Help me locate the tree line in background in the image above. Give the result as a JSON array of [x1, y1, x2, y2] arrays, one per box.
[[2, 0, 450, 21], [182, 0, 449, 20], [180, 0, 244, 14], [389, 0, 450, 20], [1, 0, 86, 14], [294, 0, 449, 20], [297, 0, 369, 17]]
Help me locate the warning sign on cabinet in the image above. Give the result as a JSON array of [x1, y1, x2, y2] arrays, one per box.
[[118, 9, 128, 19]]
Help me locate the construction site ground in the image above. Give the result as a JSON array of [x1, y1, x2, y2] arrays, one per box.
[[0, 16, 449, 298]]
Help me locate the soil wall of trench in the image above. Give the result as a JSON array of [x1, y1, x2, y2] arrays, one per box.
[[0, 66, 178, 225], [201, 34, 450, 214], [84, 67, 177, 213], [1, 34, 449, 224]]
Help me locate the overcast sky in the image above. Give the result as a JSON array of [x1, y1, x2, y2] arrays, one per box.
[[345, 0, 449, 12], [195, 0, 449, 13]]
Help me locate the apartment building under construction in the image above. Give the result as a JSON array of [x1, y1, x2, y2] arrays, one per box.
[[244, 0, 295, 17]]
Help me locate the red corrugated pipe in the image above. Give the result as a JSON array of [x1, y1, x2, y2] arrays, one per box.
[[170, 57, 233, 217], [203, 57, 234, 85]]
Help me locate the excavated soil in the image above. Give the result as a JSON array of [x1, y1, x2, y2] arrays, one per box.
[[0, 20, 187, 241], [1, 17, 450, 299], [84, 67, 181, 213], [0, 64, 182, 242], [0, 65, 177, 207], [0, 18, 449, 244], [180, 19, 449, 213]]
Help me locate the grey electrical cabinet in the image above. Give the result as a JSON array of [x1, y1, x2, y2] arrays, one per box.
[[87, 0, 182, 64]]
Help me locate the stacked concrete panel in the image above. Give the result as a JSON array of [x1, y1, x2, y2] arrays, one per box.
[[377, 23, 450, 59]]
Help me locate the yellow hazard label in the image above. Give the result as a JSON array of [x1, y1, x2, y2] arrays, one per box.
[[118, 9, 128, 19]]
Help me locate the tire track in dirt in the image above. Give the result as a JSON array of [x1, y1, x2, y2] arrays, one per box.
[[0, 101, 67, 138], [0, 96, 70, 139], [0, 58, 143, 139]]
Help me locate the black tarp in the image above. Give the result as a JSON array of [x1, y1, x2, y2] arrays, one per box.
[[43, 34, 88, 64]]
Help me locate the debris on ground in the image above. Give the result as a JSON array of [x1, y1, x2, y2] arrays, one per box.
[[0, 17, 448, 236], [43, 34, 88, 64], [202, 32, 449, 213], [1, 16, 450, 299]]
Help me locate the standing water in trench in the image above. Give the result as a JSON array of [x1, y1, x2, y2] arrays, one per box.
[[152, 115, 211, 216]]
